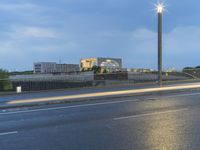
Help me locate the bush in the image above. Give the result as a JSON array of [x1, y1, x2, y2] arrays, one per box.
[[0, 69, 12, 91], [92, 66, 101, 74]]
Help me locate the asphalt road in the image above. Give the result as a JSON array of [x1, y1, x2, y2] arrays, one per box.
[[0, 84, 153, 103], [1, 80, 197, 103], [1, 90, 200, 150]]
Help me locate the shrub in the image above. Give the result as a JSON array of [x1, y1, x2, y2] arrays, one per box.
[[0, 69, 12, 91]]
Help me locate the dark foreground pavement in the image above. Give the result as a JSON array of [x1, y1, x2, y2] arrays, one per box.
[[1, 90, 200, 150]]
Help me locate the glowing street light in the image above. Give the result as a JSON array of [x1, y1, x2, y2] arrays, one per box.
[[155, 2, 165, 86], [156, 3, 164, 13]]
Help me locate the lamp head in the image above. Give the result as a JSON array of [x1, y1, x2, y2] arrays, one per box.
[[155, 2, 165, 14]]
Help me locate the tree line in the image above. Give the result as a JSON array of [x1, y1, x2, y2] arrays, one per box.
[[183, 66, 200, 70], [0, 69, 12, 91]]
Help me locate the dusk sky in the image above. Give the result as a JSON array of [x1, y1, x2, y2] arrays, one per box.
[[0, 0, 200, 71]]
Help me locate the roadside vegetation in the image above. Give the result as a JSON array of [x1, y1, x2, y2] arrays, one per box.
[[9, 70, 33, 75], [0, 69, 12, 91]]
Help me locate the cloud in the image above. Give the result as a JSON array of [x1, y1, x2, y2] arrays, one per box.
[[0, 3, 40, 12], [0, 25, 62, 71], [165, 26, 200, 54], [9, 26, 59, 39], [0, 0, 200, 71], [1, 24, 200, 71], [0, 25, 60, 61], [127, 26, 200, 70], [132, 29, 156, 40]]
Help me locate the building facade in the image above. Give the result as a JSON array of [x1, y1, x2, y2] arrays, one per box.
[[127, 68, 152, 73], [56, 64, 80, 73], [80, 57, 122, 72], [34, 62, 57, 74], [34, 62, 79, 74]]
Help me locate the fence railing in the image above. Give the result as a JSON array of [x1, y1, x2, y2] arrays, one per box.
[[0, 71, 199, 93]]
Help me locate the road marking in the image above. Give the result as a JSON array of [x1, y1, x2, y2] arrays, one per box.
[[0, 99, 140, 115], [145, 92, 200, 101], [163, 92, 200, 98], [114, 108, 188, 120], [0, 131, 18, 136], [7, 83, 200, 104], [1, 91, 200, 115]]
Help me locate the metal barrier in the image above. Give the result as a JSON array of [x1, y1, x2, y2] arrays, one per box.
[[0, 71, 198, 92]]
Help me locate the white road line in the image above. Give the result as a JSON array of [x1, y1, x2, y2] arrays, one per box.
[[0, 131, 18, 136], [0, 99, 140, 115], [1, 91, 200, 116], [163, 92, 200, 98], [114, 108, 189, 120], [145, 92, 200, 101]]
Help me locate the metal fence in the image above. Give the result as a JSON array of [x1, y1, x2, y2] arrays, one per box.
[[0, 71, 199, 93]]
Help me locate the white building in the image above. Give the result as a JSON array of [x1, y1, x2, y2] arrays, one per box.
[[56, 64, 80, 73], [80, 57, 122, 72], [34, 62, 79, 74], [34, 62, 56, 74], [127, 68, 152, 73]]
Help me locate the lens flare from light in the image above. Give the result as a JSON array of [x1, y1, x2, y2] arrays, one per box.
[[155, 2, 165, 13]]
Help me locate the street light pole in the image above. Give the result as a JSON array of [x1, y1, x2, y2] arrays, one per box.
[[156, 3, 164, 86], [158, 10, 162, 86]]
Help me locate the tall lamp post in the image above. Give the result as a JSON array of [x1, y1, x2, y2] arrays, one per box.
[[156, 3, 164, 86]]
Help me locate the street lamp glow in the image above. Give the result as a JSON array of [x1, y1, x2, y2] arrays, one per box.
[[157, 4, 163, 13], [155, 3, 165, 13]]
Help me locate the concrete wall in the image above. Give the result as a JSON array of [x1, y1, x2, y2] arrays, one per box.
[[94, 72, 128, 80], [10, 71, 94, 82], [128, 72, 188, 82], [12, 81, 93, 91]]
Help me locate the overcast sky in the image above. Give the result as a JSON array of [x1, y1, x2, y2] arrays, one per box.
[[0, 0, 199, 71]]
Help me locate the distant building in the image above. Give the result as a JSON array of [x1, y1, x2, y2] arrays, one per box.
[[56, 64, 80, 73], [127, 68, 152, 73], [34, 62, 56, 74], [166, 68, 176, 72], [80, 57, 122, 72], [34, 62, 79, 74]]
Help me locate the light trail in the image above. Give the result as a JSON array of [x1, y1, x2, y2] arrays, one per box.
[[0, 131, 18, 136], [7, 83, 200, 105]]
